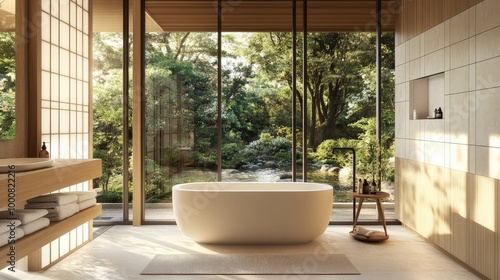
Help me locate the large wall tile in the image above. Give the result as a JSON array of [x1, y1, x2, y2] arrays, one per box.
[[405, 61, 410, 82], [448, 93, 469, 144], [405, 82, 410, 101], [468, 91, 476, 145], [409, 35, 421, 61], [476, 146, 500, 180], [395, 102, 406, 138], [444, 95, 451, 143], [469, 64, 476, 92], [409, 119, 423, 140], [469, 6, 476, 38], [469, 145, 476, 173], [409, 59, 421, 80], [475, 88, 500, 148], [444, 46, 451, 72], [445, 143, 451, 168], [424, 141, 445, 167], [405, 41, 411, 65], [424, 23, 445, 55], [424, 119, 445, 142], [469, 36, 476, 65], [444, 70, 451, 95], [404, 101, 409, 137], [476, 0, 500, 34], [450, 143, 470, 172], [408, 140, 424, 162], [395, 138, 406, 158], [395, 83, 405, 102], [444, 19, 451, 47], [476, 26, 500, 62], [424, 49, 445, 76], [395, 43, 406, 66], [450, 39, 469, 69], [395, 64, 406, 85], [450, 10, 469, 44], [450, 66, 469, 94]]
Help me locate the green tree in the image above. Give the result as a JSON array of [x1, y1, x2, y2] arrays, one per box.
[[244, 32, 395, 150], [93, 69, 126, 193], [0, 32, 16, 140]]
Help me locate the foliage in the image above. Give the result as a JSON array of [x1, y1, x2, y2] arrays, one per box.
[[92, 68, 127, 193], [313, 119, 395, 181], [349, 117, 394, 181], [92, 31, 397, 203], [0, 32, 16, 140], [314, 138, 359, 167], [144, 159, 171, 202], [236, 133, 293, 168], [244, 32, 395, 150]]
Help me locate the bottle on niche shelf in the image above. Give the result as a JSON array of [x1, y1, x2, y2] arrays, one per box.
[[412, 109, 417, 120], [39, 142, 50, 158], [434, 108, 438, 118], [436, 107, 443, 119]]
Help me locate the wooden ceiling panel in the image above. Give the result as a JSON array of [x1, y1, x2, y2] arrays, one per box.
[[94, 0, 397, 33], [93, 0, 163, 32]]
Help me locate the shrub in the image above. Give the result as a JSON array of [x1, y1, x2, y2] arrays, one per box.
[[97, 190, 123, 203], [314, 138, 359, 167], [222, 142, 246, 168], [193, 151, 218, 170], [159, 147, 180, 167]]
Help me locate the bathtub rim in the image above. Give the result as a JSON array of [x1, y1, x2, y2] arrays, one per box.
[[172, 181, 333, 192]]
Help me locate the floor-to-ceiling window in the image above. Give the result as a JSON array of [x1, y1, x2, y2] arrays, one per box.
[[143, 32, 219, 221], [0, 0, 16, 141], [93, 0, 396, 224], [92, 0, 130, 223]]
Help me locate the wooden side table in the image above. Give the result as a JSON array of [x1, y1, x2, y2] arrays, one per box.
[[346, 191, 390, 241]]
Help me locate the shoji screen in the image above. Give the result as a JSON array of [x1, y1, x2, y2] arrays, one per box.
[[33, 0, 92, 270]]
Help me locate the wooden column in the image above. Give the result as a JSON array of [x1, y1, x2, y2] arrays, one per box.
[[132, 0, 145, 226], [27, 0, 41, 158]]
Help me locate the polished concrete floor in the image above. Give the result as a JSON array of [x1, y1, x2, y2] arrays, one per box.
[[1, 225, 481, 280]]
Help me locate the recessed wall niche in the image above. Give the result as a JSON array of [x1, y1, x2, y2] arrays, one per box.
[[409, 73, 444, 120]]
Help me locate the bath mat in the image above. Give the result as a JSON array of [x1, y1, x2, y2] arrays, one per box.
[[141, 254, 360, 275]]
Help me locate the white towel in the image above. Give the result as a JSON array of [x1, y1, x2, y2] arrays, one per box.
[[0, 228, 24, 247], [354, 226, 374, 238], [0, 209, 48, 224], [0, 219, 22, 235], [78, 198, 97, 211], [19, 217, 50, 236], [26, 203, 70, 213], [65, 191, 97, 203], [27, 193, 78, 205], [45, 203, 79, 221]]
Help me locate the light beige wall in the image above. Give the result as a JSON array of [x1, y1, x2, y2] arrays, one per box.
[[395, 0, 500, 279], [25, 0, 93, 270]]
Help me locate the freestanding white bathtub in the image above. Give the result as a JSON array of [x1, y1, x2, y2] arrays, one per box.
[[173, 182, 333, 244]]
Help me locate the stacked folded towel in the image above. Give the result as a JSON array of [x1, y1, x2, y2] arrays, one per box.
[[0, 210, 50, 245], [25, 191, 97, 221], [66, 191, 98, 211], [26, 193, 79, 222], [0, 219, 23, 247]]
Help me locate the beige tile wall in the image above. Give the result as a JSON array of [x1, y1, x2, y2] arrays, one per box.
[[396, 0, 500, 180], [395, 0, 500, 278]]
